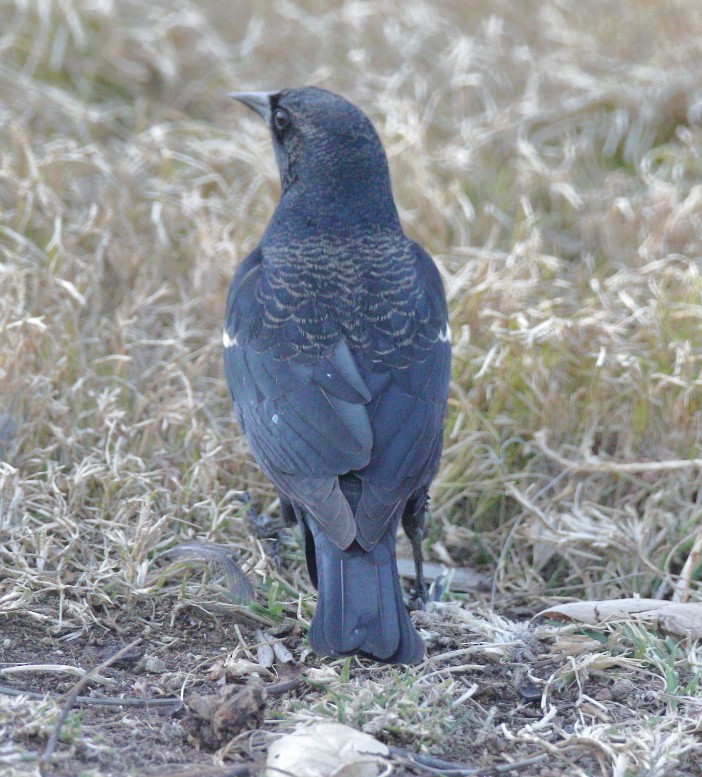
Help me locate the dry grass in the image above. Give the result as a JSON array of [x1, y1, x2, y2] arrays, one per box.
[[2, 0, 702, 774]]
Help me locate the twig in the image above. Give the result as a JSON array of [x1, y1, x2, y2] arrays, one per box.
[[533, 429, 702, 474], [0, 663, 116, 687], [256, 628, 275, 668], [271, 639, 294, 664], [151, 767, 253, 777], [0, 683, 181, 708], [672, 527, 702, 604], [265, 675, 302, 696], [484, 753, 550, 775], [492, 466, 573, 607], [388, 746, 549, 775], [40, 638, 143, 766], [491, 512, 525, 609], [506, 483, 551, 528]]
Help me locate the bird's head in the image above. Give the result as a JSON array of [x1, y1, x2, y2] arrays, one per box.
[[229, 87, 397, 228]]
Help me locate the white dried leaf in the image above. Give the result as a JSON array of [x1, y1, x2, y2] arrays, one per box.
[[256, 628, 275, 668], [538, 598, 702, 638], [223, 657, 275, 680], [305, 666, 340, 684], [272, 639, 294, 664], [266, 721, 389, 777]]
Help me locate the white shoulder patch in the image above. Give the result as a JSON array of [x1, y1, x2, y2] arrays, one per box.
[[222, 329, 238, 348], [438, 323, 451, 343]]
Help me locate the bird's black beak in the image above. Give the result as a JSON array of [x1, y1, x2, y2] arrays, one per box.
[[228, 91, 277, 124]]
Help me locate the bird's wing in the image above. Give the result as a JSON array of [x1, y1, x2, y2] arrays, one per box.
[[353, 242, 452, 549], [223, 248, 373, 548]]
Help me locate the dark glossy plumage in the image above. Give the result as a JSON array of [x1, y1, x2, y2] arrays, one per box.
[[224, 87, 450, 663]]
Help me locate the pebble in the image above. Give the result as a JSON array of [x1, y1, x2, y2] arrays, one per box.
[[143, 655, 167, 674]]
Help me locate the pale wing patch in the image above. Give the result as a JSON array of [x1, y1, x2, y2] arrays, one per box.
[[438, 323, 451, 343], [223, 329, 239, 348]]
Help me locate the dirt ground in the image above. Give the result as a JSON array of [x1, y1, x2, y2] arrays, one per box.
[[1, 592, 681, 777]]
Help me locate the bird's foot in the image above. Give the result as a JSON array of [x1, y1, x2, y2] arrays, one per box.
[[407, 582, 429, 611], [408, 571, 446, 610]]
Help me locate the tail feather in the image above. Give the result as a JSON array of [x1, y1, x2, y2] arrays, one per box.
[[306, 524, 424, 664]]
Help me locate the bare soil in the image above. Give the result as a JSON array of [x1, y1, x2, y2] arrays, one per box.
[[1, 597, 669, 777]]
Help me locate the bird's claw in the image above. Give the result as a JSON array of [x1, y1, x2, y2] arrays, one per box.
[[408, 571, 446, 610], [407, 578, 430, 611], [407, 589, 427, 611]]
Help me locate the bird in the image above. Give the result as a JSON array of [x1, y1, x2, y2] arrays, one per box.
[[223, 87, 450, 664]]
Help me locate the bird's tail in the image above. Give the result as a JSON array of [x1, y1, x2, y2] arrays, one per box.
[[306, 525, 424, 664]]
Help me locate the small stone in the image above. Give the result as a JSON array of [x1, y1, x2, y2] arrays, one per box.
[[143, 655, 167, 674], [100, 640, 143, 667], [611, 678, 634, 702]]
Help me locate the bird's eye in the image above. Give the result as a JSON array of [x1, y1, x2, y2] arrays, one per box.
[[273, 108, 291, 132]]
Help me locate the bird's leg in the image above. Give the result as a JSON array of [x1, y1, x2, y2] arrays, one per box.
[[244, 492, 293, 572], [402, 503, 428, 610]]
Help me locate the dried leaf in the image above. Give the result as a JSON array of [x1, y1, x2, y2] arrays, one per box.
[[185, 685, 266, 751], [537, 598, 702, 638], [222, 657, 276, 681], [395, 557, 490, 592], [266, 721, 389, 777]]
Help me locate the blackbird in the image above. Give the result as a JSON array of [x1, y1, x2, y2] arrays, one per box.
[[224, 87, 450, 664]]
